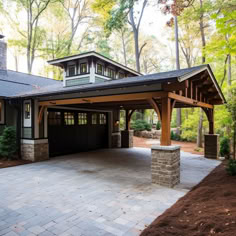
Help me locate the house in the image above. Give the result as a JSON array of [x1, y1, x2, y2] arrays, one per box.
[[0, 35, 226, 187]]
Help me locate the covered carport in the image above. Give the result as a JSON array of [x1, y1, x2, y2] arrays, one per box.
[[20, 64, 225, 187]]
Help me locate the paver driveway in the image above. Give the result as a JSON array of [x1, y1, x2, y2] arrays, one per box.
[[0, 148, 220, 236]]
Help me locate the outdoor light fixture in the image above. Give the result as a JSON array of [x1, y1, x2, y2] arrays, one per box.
[[115, 120, 119, 126]]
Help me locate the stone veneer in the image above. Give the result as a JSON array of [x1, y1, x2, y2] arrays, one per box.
[[204, 134, 219, 159], [121, 130, 133, 148], [21, 139, 49, 162], [151, 145, 180, 188], [111, 132, 121, 148]]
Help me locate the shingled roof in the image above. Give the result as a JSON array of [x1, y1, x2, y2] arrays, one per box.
[[0, 70, 61, 97], [0, 65, 226, 104]]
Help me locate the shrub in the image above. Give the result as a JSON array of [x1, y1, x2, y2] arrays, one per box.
[[171, 131, 181, 141], [156, 121, 161, 130], [220, 137, 230, 158], [0, 126, 17, 160], [131, 119, 152, 131], [226, 159, 236, 176]]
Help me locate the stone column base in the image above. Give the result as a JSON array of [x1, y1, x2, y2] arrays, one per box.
[[121, 130, 133, 148], [111, 132, 121, 148], [151, 145, 180, 188], [21, 139, 49, 162], [204, 134, 219, 159]]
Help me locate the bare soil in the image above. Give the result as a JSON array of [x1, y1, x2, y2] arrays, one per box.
[[133, 136, 204, 155], [141, 162, 236, 236], [0, 158, 32, 168]]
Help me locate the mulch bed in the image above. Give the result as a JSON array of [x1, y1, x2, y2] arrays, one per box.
[[141, 162, 236, 236], [0, 159, 32, 168]]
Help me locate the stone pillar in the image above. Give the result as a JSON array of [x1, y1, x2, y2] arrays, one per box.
[[151, 145, 180, 188], [111, 132, 121, 148], [21, 139, 49, 162], [204, 134, 219, 159], [121, 130, 133, 148]]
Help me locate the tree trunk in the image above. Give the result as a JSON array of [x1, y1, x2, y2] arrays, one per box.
[[197, 0, 206, 148], [121, 30, 127, 66], [174, 16, 182, 135]]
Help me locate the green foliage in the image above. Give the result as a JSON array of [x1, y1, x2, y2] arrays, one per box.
[[226, 159, 236, 176], [156, 121, 161, 130], [131, 119, 151, 131], [171, 131, 182, 141], [0, 126, 17, 160], [220, 137, 230, 158]]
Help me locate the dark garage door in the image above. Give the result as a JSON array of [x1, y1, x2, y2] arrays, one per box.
[[48, 109, 108, 156]]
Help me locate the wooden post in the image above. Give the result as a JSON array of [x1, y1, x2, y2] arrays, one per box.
[[161, 97, 171, 146], [125, 109, 130, 131], [209, 108, 214, 134]]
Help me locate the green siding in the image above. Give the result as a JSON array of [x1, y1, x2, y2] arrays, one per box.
[[66, 77, 90, 87], [95, 76, 107, 83]]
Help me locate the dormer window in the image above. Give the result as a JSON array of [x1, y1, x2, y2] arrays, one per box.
[[97, 63, 103, 75], [108, 68, 116, 79], [68, 65, 76, 77], [118, 72, 125, 79], [80, 63, 87, 74]]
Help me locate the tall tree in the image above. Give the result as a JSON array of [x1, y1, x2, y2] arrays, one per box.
[[59, 0, 91, 55]]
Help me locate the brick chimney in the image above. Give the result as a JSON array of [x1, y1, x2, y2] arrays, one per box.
[[0, 35, 7, 70]]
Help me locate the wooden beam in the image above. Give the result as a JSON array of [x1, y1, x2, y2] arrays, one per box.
[[38, 106, 45, 124], [39, 91, 168, 106], [125, 109, 135, 130], [163, 80, 189, 92], [168, 92, 213, 109], [161, 97, 171, 146], [148, 98, 161, 122], [203, 107, 214, 134]]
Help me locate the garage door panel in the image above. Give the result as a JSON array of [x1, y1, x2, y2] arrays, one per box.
[[48, 109, 108, 156]]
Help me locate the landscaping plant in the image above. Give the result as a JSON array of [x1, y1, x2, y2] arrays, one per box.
[[220, 137, 230, 158], [131, 119, 151, 131], [226, 159, 236, 176], [0, 126, 18, 160], [156, 121, 161, 130]]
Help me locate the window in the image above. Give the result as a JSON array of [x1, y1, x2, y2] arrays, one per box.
[[80, 63, 87, 74], [64, 112, 74, 125], [68, 65, 76, 77], [97, 63, 103, 75], [48, 112, 61, 126], [92, 114, 97, 125], [24, 102, 30, 119], [78, 113, 87, 125], [99, 114, 106, 125], [118, 72, 125, 79], [108, 68, 115, 79]]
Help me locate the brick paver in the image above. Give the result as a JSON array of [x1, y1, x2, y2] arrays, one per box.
[[0, 148, 220, 235]]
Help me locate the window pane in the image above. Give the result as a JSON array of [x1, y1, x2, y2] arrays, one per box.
[[48, 112, 61, 126], [118, 72, 125, 78], [97, 64, 103, 75], [80, 63, 87, 74], [25, 103, 30, 119], [68, 65, 76, 76], [99, 114, 106, 125], [64, 112, 74, 125], [108, 68, 115, 79], [92, 114, 97, 124], [78, 113, 87, 125]]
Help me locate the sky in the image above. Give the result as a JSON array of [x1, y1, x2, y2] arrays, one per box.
[[3, 1, 175, 77]]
